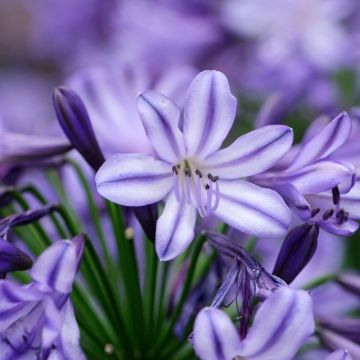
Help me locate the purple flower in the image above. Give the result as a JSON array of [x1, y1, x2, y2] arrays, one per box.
[[96, 70, 293, 260], [192, 286, 314, 360], [254, 112, 358, 236], [325, 350, 353, 360], [0, 235, 85, 359]]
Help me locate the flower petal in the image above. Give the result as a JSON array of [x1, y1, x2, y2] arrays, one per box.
[[241, 287, 314, 360], [30, 237, 84, 293], [325, 349, 353, 360], [193, 307, 241, 360], [280, 160, 354, 194], [0, 239, 33, 275], [137, 91, 184, 163], [156, 192, 196, 261], [321, 330, 360, 360], [318, 218, 359, 236], [183, 70, 236, 159], [214, 180, 291, 238], [96, 154, 173, 206], [202, 125, 293, 178], [288, 112, 352, 171]]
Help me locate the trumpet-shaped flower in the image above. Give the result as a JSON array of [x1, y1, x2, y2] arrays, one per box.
[[96, 70, 293, 260], [192, 286, 314, 360], [0, 235, 85, 359]]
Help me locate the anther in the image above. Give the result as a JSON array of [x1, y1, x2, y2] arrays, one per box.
[[336, 209, 346, 219], [332, 187, 340, 205], [184, 168, 191, 177], [205, 184, 210, 190], [311, 208, 320, 218], [195, 169, 203, 178], [211, 175, 219, 182], [322, 209, 334, 220], [172, 166, 178, 175]]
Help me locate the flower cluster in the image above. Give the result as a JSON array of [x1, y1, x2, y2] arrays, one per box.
[[0, 2, 360, 360]]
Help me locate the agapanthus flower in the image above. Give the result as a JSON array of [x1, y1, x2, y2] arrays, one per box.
[[254, 112, 358, 235], [192, 286, 314, 360], [0, 235, 85, 359], [96, 70, 293, 260]]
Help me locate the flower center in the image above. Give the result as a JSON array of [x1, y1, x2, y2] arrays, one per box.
[[172, 159, 220, 216]]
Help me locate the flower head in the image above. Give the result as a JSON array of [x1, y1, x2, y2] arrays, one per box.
[[96, 70, 293, 260]]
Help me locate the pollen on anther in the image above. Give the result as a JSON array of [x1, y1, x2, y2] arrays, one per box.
[[322, 209, 334, 220]]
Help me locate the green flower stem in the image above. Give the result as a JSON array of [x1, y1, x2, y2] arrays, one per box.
[[154, 261, 170, 336], [153, 233, 207, 355], [143, 238, 158, 344], [106, 201, 145, 354], [302, 273, 337, 290], [65, 159, 114, 273]]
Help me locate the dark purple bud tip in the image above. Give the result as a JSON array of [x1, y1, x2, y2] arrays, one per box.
[[0, 238, 33, 275], [53, 86, 105, 171], [273, 224, 319, 284]]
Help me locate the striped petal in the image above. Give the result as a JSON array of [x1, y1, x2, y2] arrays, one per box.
[[96, 153, 173, 206], [137, 91, 184, 163], [288, 112, 352, 171], [325, 350, 353, 360], [30, 237, 84, 293], [241, 287, 314, 360], [202, 125, 293, 178], [193, 307, 241, 360], [214, 180, 291, 238], [156, 192, 196, 261], [183, 70, 237, 159]]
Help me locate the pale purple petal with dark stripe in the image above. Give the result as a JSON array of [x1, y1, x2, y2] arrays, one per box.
[[182, 70, 237, 159], [214, 180, 291, 238], [241, 287, 314, 360], [202, 125, 293, 178], [30, 240, 80, 293], [137, 91, 184, 163], [321, 330, 360, 359], [96, 153, 173, 206], [280, 160, 354, 194], [52, 300, 86, 360], [318, 218, 359, 236], [288, 112, 352, 171], [156, 192, 196, 261], [42, 296, 64, 348], [325, 349, 353, 360], [273, 183, 311, 221], [193, 307, 240, 360], [336, 272, 360, 297]]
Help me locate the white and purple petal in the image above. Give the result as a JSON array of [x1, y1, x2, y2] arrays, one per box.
[[156, 192, 196, 261], [202, 125, 293, 178], [241, 287, 315, 360], [137, 91, 184, 163], [182, 70, 237, 159], [96, 154, 173, 206], [214, 180, 291, 238], [30, 239, 82, 293], [288, 112, 352, 171], [193, 307, 241, 360]]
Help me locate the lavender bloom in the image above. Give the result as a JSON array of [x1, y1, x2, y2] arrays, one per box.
[[222, 0, 352, 71], [96, 70, 293, 260], [193, 286, 314, 360], [0, 235, 85, 359], [53, 86, 105, 171], [254, 112, 358, 236], [273, 223, 319, 284]]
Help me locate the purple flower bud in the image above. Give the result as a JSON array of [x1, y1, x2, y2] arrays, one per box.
[[0, 239, 32, 276], [0, 205, 57, 237], [273, 223, 319, 284], [53, 86, 105, 171], [336, 272, 360, 297]]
